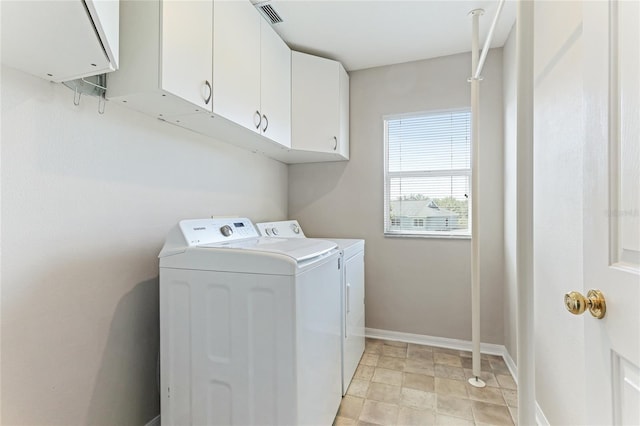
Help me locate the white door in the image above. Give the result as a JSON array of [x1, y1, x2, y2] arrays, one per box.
[[161, 0, 213, 111], [583, 1, 640, 424], [260, 20, 291, 148], [213, 0, 261, 133], [291, 51, 340, 153]]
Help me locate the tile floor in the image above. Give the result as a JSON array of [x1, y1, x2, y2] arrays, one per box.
[[334, 338, 518, 426]]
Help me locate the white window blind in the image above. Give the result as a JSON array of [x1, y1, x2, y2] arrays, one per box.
[[384, 110, 471, 237]]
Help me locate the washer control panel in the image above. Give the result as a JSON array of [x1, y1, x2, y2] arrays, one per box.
[[256, 220, 306, 238], [179, 217, 258, 246]]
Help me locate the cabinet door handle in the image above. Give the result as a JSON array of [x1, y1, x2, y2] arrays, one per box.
[[203, 80, 212, 105], [333, 136, 338, 150], [254, 111, 262, 129], [262, 114, 269, 132]]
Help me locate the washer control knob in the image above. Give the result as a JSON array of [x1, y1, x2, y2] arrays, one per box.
[[271, 227, 279, 236], [291, 223, 300, 234], [264, 228, 271, 236], [220, 225, 233, 237]]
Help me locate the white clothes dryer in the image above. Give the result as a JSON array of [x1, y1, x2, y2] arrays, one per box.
[[256, 220, 365, 396], [159, 218, 342, 426]]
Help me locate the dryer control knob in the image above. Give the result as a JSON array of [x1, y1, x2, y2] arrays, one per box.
[[220, 225, 234, 237], [264, 228, 271, 236], [271, 227, 279, 236], [291, 224, 300, 234]]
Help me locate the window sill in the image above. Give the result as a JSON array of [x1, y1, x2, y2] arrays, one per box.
[[384, 232, 471, 240]]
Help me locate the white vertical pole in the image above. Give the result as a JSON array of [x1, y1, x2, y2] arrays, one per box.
[[468, 8, 486, 389], [474, 0, 507, 80], [516, 0, 535, 424]]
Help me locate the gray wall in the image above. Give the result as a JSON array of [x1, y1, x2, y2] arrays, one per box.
[[502, 24, 518, 364], [289, 51, 505, 343], [1, 66, 288, 425]]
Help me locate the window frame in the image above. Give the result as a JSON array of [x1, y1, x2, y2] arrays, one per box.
[[383, 108, 472, 239]]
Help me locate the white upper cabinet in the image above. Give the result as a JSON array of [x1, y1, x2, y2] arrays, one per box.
[[1, 0, 119, 82], [213, 1, 291, 148], [212, 1, 261, 134], [260, 20, 292, 148], [161, 0, 213, 110], [107, 0, 213, 115], [291, 51, 349, 160], [107, 0, 350, 163]]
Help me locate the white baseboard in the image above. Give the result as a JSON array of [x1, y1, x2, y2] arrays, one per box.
[[145, 415, 160, 426], [365, 327, 507, 357], [365, 327, 550, 425]]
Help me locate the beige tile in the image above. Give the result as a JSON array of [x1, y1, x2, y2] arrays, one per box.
[[509, 406, 518, 425], [408, 343, 433, 352], [346, 379, 370, 398], [432, 346, 461, 356], [502, 389, 518, 407], [434, 352, 463, 367], [435, 377, 468, 399], [486, 354, 504, 362], [337, 395, 364, 420], [382, 344, 407, 358], [459, 350, 491, 360], [497, 374, 517, 390], [490, 358, 511, 374], [403, 372, 435, 392], [377, 355, 406, 371], [471, 401, 514, 425], [360, 353, 379, 367], [333, 416, 357, 426], [461, 356, 492, 371], [356, 421, 379, 426], [436, 394, 474, 420], [463, 369, 499, 387], [467, 384, 507, 405], [354, 365, 375, 381], [366, 382, 401, 404], [397, 406, 436, 425], [372, 368, 403, 386], [382, 339, 408, 348], [399, 387, 436, 410], [365, 339, 383, 355], [407, 344, 433, 361], [435, 413, 475, 425], [404, 358, 435, 376], [435, 364, 466, 380], [358, 399, 399, 425]]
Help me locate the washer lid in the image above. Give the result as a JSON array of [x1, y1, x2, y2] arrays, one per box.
[[198, 237, 337, 262]]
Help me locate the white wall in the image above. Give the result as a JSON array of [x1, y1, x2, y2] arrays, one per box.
[[532, 1, 587, 424], [502, 24, 518, 364], [0, 66, 288, 425], [289, 51, 505, 343]]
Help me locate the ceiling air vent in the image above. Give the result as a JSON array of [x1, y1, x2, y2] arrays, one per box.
[[255, 2, 283, 24]]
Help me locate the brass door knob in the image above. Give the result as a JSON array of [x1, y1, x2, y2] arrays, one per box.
[[564, 289, 606, 319]]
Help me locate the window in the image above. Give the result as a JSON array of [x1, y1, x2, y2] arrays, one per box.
[[384, 109, 471, 237]]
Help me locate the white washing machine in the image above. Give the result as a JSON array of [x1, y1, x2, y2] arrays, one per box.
[[159, 218, 342, 426], [256, 220, 365, 395]]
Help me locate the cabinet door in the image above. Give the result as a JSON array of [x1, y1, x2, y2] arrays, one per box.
[[161, 0, 213, 111], [260, 21, 291, 148], [213, 0, 261, 134], [292, 51, 340, 153]]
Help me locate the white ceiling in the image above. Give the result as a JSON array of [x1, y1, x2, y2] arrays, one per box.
[[263, 0, 517, 71]]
